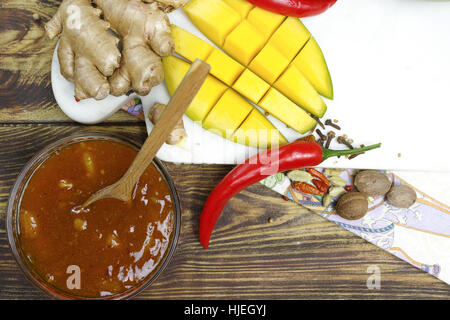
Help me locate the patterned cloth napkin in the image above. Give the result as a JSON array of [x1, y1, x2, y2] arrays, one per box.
[[260, 169, 450, 285], [121, 98, 450, 285]]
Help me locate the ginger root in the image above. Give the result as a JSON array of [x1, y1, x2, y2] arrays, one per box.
[[45, 0, 121, 100], [94, 0, 175, 96], [148, 102, 187, 145], [144, 0, 189, 13], [48, 0, 187, 100]]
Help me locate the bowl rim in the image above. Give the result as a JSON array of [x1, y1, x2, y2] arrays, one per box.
[[6, 130, 182, 300]]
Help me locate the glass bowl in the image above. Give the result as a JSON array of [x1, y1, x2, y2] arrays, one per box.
[[6, 131, 181, 300]]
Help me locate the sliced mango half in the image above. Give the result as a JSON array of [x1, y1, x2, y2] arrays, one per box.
[[183, 0, 333, 101], [163, 56, 287, 147]]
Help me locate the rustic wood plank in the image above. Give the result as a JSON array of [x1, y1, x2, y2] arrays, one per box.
[[0, 124, 449, 300], [0, 0, 140, 123]]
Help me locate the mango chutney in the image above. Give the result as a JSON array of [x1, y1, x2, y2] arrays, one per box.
[[17, 139, 177, 298]]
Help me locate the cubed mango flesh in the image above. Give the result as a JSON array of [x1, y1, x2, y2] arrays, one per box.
[[222, 0, 253, 18], [206, 48, 245, 85], [232, 109, 288, 148], [268, 17, 311, 61], [203, 89, 253, 138], [232, 69, 270, 104], [274, 65, 327, 117], [171, 25, 213, 62], [222, 20, 266, 65], [162, 56, 227, 122], [259, 88, 316, 134], [248, 43, 290, 84], [292, 37, 333, 99], [246, 7, 286, 41], [183, 0, 241, 47]]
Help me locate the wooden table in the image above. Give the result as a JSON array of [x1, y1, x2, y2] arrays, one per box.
[[1, 0, 449, 300]]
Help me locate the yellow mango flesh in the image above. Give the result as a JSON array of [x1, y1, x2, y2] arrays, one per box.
[[203, 89, 253, 139], [222, 0, 253, 18], [232, 109, 288, 148], [259, 88, 317, 134], [222, 20, 266, 65], [274, 65, 327, 117], [246, 7, 286, 41], [171, 25, 213, 62], [206, 48, 245, 85], [248, 43, 290, 84], [232, 69, 270, 104], [268, 17, 311, 61], [162, 56, 227, 122], [292, 37, 333, 99], [183, 0, 241, 47]]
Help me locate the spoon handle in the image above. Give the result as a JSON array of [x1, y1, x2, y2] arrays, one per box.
[[122, 59, 210, 193]]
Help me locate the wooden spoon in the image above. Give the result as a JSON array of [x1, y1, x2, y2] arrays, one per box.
[[82, 59, 210, 207]]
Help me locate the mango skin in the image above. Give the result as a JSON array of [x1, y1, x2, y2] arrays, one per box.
[[183, 0, 241, 47], [162, 56, 227, 122], [292, 37, 334, 100], [259, 88, 317, 134]]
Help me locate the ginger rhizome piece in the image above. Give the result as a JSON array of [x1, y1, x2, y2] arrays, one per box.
[[148, 102, 187, 145], [144, 0, 189, 13], [45, 0, 121, 100], [94, 0, 175, 96]]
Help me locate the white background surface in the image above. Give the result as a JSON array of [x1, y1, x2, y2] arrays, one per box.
[[52, 0, 450, 171]]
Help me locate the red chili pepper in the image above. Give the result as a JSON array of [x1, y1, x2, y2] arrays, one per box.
[[311, 179, 329, 193], [199, 141, 381, 249], [306, 168, 330, 187], [246, 0, 338, 18], [295, 181, 323, 196]]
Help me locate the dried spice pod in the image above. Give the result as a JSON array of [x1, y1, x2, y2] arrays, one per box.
[[386, 185, 417, 208], [354, 170, 391, 197], [287, 170, 313, 183], [336, 192, 368, 220]]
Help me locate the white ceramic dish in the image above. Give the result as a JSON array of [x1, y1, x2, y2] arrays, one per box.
[[52, 0, 450, 171]]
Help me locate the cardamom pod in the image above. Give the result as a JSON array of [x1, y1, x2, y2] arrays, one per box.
[[329, 176, 346, 187], [287, 170, 313, 183]]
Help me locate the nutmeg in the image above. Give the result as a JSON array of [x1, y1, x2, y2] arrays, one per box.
[[354, 170, 391, 197], [336, 192, 368, 220], [386, 185, 417, 208]]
